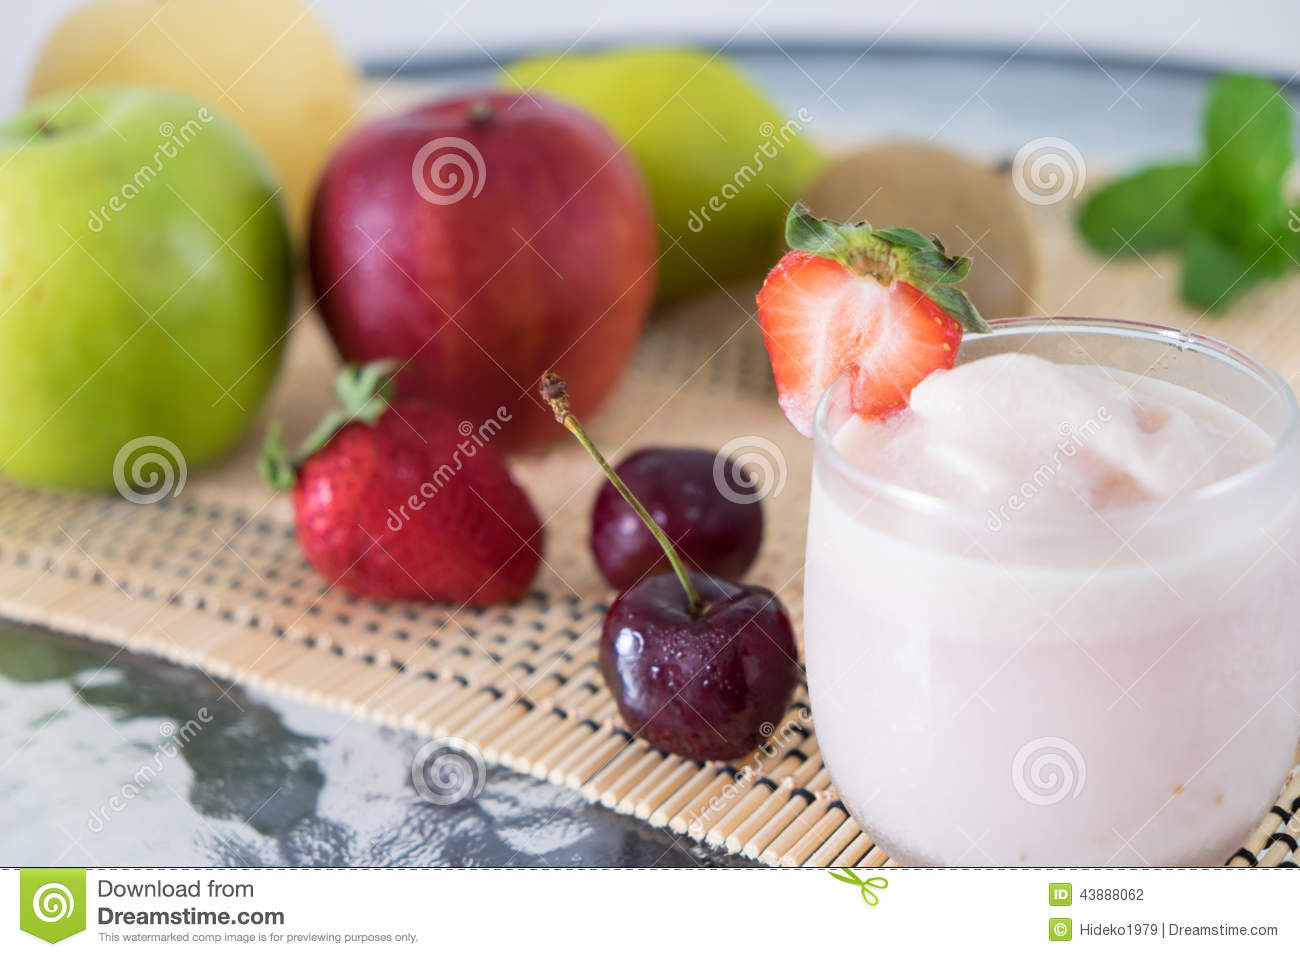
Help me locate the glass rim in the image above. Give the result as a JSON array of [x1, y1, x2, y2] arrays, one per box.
[[811, 316, 1300, 526]]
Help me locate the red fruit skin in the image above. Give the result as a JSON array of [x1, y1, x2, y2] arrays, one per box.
[[600, 572, 799, 762], [309, 91, 657, 450], [757, 250, 963, 434], [591, 447, 763, 590], [291, 403, 543, 605]]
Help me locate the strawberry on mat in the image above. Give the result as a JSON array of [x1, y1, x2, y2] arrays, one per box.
[[261, 362, 543, 606]]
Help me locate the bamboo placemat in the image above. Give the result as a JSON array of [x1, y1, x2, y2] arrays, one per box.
[[0, 202, 1297, 867]]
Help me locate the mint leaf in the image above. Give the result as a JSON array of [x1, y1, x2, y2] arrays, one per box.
[[1180, 228, 1286, 311], [1196, 74, 1292, 247], [1077, 163, 1199, 254], [1285, 210, 1300, 263], [1076, 73, 1298, 313], [1202, 75, 1292, 205], [1181, 230, 1249, 310]]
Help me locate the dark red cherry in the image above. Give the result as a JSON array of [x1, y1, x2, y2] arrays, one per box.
[[540, 374, 797, 762], [600, 571, 798, 761], [591, 447, 763, 589]]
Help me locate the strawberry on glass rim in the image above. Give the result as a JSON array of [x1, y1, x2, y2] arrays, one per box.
[[757, 203, 990, 435]]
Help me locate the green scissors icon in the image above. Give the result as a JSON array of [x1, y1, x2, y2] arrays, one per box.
[[829, 868, 889, 906]]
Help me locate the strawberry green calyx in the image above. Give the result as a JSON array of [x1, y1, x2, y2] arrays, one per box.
[[335, 360, 399, 419], [784, 203, 990, 333], [258, 360, 399, 493], [258, 424, 297, 493], [299, 359, 398, 456]]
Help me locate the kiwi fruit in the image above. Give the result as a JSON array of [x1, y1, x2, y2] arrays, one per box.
[[801, 142, 1039, 319]]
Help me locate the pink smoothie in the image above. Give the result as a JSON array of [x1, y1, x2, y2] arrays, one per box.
[[804, 352, 1300, 865]]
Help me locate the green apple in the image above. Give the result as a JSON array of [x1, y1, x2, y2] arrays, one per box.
[[508, 48, 824, 301], [0, 87, 292, 490]]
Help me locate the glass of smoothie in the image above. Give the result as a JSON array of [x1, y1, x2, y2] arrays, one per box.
[[802, 317, 1300, 866]]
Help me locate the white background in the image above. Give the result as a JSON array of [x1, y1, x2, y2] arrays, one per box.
[[3, 0, 1299, 112]]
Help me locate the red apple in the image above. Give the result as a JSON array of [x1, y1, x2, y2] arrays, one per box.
[[309, 91, 656, 448]]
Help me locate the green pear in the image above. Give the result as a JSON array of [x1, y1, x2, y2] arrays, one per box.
[[508, 48, 823, 301], [0, 88, 292, 490]]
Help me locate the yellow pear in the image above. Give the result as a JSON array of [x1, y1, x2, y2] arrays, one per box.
[[28, 0, 359, 236]]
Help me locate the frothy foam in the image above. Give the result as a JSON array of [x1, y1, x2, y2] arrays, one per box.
[[832, 353, 1272, 515]]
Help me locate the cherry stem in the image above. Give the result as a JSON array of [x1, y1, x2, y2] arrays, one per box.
[[541, 372, 704, 616]]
